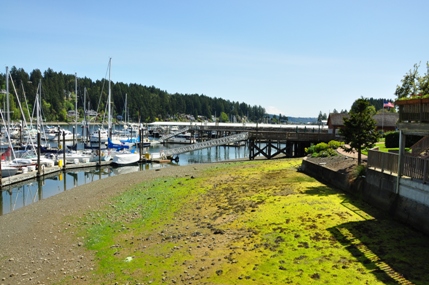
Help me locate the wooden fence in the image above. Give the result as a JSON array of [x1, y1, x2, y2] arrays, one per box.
[[367, 149, 429, 183], [367, 150, 399, 175]]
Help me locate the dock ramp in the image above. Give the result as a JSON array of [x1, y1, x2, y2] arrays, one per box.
[[163, 132, 248, 157], [159, 127, 190, 142]]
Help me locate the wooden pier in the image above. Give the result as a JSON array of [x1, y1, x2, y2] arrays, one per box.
[[1, 123, 335, 187], [247, 131, 334, 160]]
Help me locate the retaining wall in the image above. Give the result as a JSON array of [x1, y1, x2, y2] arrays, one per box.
[[301, 158, 429, 236]]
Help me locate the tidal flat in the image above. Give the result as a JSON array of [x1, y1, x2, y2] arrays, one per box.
[[70, 159, 429, 285]]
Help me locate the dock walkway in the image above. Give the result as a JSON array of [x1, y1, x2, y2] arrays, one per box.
[[163, 132, 248, 157]]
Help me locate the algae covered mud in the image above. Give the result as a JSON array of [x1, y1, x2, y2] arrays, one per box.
[[69, 159, 429, 285], [2, 159, 429, 284]]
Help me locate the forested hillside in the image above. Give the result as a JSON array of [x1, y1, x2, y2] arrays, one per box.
[[0, 67, 267, 123]]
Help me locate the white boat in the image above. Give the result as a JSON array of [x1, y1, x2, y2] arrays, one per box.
[[166, 132, 196, 144], [89, 127, 109, 144], [6, 125, 21, 139], [22, 127, 38, 140], [47, 129, 77, 141], [0, 164, 18, 177], [61, 150, 93, 164], [15, 150, 55, 167], [111, 151, 140, 165], [90, 150, 112, 162]]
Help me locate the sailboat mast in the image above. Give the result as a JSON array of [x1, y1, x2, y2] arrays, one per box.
[[75, 73, 78, 132], [38, 79, 42, 130], [108, 58, 112, 138], [6, 66, 10, 134], [84, 87, 87, 140]]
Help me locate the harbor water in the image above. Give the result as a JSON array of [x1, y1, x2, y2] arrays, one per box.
[[1, 137, 250, 216]]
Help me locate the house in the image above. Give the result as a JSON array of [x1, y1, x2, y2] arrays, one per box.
[[67, 110, 79, 117], [327, 113, 347, 135], [373, 113, 399, 132], [327, 112, 398, 135], [85, 109, 98, 117], [363, 98, 429, 235]]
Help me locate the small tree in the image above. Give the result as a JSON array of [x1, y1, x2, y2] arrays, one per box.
[[340, 98, 379, 165], [219, 111, 229, 122]]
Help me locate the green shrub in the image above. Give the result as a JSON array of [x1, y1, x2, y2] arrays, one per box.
[[354, 164, 366, 177], [328, 140, 342, 149], [385, 131, 423, 148], [305, 145, 316, 154], [305, 141, 341, 157], [314, 142, 329, 153]]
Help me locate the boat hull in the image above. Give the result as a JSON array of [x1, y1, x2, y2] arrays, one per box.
[[111, 153, 140, 165]]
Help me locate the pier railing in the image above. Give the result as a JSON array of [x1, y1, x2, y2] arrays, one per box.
[[248, 131, 334, 142], [163, 132, 249, 157]]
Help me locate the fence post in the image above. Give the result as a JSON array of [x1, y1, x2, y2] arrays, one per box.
[[396, 130, 404, 194]]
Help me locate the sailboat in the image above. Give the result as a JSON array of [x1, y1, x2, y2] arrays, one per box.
[[101, 58, 139, 165]]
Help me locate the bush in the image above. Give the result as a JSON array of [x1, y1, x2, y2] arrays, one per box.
[[385, 131, 399, 148], [305, 141, 341, 157], [328, 140, 343, 149], [314, 142, 329, 153], [354, 164, 366, 177], [385, 131, 423, 148]]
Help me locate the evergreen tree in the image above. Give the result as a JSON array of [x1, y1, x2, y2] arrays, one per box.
[[339, 98, 379, 165]]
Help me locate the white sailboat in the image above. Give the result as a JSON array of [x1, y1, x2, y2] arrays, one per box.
[[104, 59, 139, 165]]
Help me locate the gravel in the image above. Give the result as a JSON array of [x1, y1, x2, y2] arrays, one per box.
[[0, 164, 211, 285]]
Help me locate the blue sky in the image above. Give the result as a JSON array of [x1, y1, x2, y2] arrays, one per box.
[[2, 0, 429, 117]]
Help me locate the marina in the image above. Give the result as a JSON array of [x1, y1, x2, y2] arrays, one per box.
[[0, 142, 249, 216], [1, 119, 332, 216]]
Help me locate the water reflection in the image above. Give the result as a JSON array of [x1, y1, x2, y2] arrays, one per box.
[[1, 144, 251, 216]]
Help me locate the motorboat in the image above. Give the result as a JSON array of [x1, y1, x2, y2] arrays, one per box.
[[89, 127, 109, 144], [59, 150, 93, 164], [0, 164, 18, 177], [47, 129, 77, 141], [166, 132, 196, 144]]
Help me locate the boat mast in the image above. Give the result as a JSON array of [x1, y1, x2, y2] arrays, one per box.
[[75, 73, 78, 134], [108, 58, 112, 138], [124, 93, 127, 125], [6, 66, 10, 134], [84, 87, 87, 140]]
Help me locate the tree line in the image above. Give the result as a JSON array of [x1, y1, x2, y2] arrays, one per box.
[[0, 66, 267, 123]]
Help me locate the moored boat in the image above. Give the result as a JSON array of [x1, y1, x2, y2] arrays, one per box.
[[166, 132, 196, 144]]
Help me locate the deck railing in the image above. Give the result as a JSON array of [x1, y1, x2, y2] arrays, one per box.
[[367, 150, 399, 175], [397, 99, 429, 122], [367, 149, 429, 183]]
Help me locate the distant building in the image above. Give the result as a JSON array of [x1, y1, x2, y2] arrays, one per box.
[[67, 110, 79, 117], [85, 110, 98, 117], [327, 112, 398, 135]]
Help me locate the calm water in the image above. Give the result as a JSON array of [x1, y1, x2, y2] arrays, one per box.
[[0, 138, 250, 216]]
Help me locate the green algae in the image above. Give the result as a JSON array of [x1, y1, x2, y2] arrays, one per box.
[[70, 159, 429, 285]]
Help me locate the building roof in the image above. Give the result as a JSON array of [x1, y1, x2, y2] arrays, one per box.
[[327, 113, 348, 127]]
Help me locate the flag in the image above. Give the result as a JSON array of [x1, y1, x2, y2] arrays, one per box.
[[383, 101, 394, 108]]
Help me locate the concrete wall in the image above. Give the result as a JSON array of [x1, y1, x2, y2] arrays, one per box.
[[301, 158, 429, 236]]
